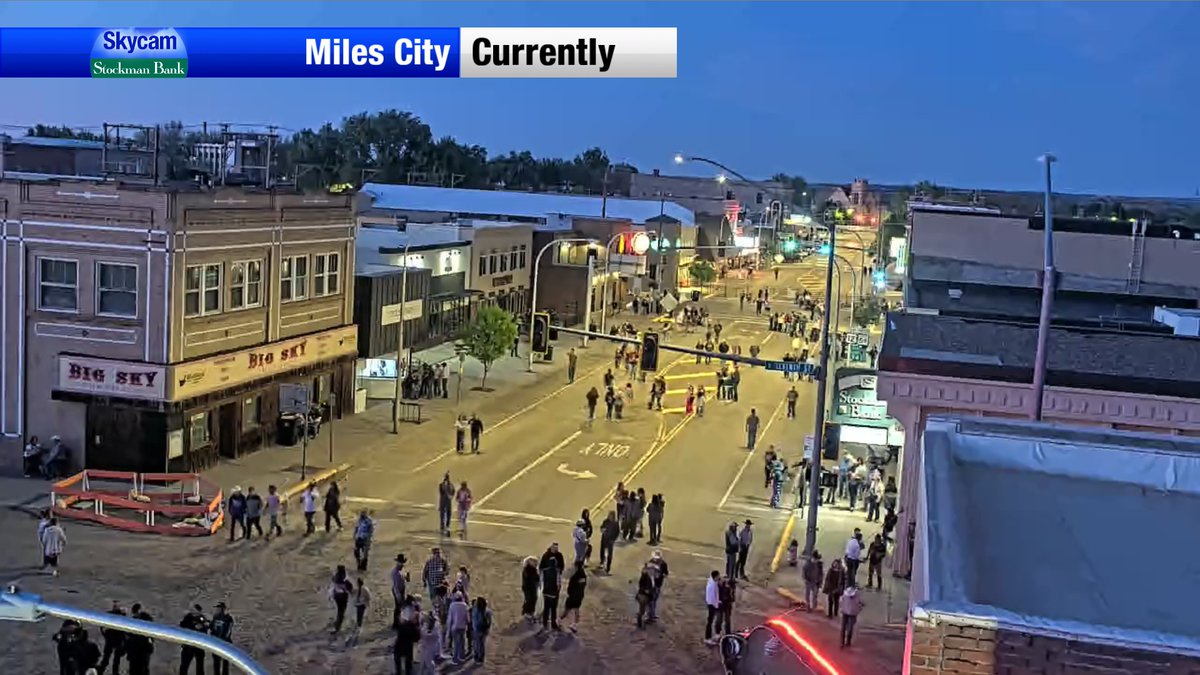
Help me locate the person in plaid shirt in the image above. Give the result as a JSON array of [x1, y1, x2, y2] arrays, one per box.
[[422, 547, 449, 600]]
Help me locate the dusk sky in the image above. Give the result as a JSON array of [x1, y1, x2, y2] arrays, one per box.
[[2, 1, 1197, 197]]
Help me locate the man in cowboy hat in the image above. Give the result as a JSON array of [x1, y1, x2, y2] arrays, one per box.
[[391, 553, 410, 629]]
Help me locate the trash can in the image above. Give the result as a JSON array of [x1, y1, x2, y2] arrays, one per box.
[[544, 344, 554, 361], [276, 415, 300, 447], [691, 290, 701, 302]]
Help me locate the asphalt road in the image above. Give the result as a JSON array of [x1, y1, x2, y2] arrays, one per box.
[[342, 256, 851, 587]]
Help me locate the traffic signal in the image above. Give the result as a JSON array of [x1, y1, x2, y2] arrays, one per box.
[[531, 312, 550, 355], [640, 331, 660, 372], [822, 422, 842, 460]]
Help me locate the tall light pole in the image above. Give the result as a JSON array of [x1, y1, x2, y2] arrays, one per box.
[[529, 237, 598, 372], [1031, 154, 1057, 421], [391, 241, 411, 435], [596, 230, 627, 334], [805, 223, 837, 557]]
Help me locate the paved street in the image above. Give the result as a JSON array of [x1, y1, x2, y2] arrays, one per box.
[[0, 258, 904, 674]]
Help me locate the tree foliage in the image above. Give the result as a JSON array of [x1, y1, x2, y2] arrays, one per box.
[[462, 305, 518, 389], [688, 260, 717, 286], [26, 124, 103, 141], [853, 295, 887, 328], [771, 173, 809, 207]]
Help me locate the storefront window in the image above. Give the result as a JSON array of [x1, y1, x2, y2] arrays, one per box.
[[190, 411, 212, 448], [242, 397, 260, 431]]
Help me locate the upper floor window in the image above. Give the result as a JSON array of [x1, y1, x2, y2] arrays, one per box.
[[314, 253, 341, 296], [498, 249, 509, 273], [509, 246, 519, 271], [97, 262, 138, 317], [229, 260, 263, 310], [38, 258, 78, 312], [478, 253, 487, 277], [519, 244, 528, 269], [281, 255, 308, 302], [184, 263, 223, 317]]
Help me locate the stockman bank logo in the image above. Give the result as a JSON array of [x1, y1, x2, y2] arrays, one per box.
[[91, 28, 188, 78]]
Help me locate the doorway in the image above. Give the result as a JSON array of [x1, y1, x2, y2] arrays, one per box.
[[218, 402, 239, 459], [86, 405, 151, 472]]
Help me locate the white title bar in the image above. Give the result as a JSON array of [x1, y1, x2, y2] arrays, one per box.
[[459, 27, 677, 78]]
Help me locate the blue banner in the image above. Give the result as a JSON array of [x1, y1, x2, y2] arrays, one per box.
[[0, 27, 461, 78]]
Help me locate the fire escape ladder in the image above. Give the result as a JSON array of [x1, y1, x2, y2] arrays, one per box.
[[1126, 220, 1147, 294]]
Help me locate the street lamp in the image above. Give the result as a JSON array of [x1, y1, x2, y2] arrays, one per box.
[[804, 222, 838, 558], [528, 237, 599, 371], [391, 240, 411, 435], [1031, 153, 1057, 421]]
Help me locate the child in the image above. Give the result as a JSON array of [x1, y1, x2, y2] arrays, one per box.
[[787, 539, 799, 567]]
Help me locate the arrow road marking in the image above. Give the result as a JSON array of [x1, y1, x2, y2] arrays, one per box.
[[474, 430, 582, 508], [555, 463, 597, 480]]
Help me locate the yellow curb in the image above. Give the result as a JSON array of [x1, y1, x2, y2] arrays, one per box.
[[282, 463, 352, 501], [776, 587, 804, 605], [663, 372, 719, 381], [770, 510, 797, 574]]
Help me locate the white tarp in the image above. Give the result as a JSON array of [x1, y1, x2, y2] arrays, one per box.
[[915, 417, 1200, 656]]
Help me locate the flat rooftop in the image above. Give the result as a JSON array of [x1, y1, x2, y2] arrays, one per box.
[[918, 417, 1200, 653], [879, 311, 1200, 398]]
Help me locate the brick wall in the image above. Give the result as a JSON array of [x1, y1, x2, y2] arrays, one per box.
[[910, 616, 1200, 675]]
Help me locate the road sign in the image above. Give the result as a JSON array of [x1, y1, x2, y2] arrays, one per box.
[[846, 331, 870, 347], [279, 383, 311, 414], [804, 435, 814, 460], [766, 360, 814, 375]]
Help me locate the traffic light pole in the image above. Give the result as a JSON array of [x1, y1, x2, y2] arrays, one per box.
[[804, 224, 837, 558]]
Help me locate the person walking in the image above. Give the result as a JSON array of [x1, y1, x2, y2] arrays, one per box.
[[265, 485, 283, 539], [745, 409, 761, 450], [823, 559, 847, 619], [97, 600, 126, 675], [646, 494, 665, 545], [802, 551, 825, 612], [635, 564, 655, 629], [226, 486, 247, 542], [646, 550, 669, 622], [302, 483, 319, 536], [703, 570, 721, 645], [844, 529, 864, 584], [579, 508, 594, 564], [208, 602, 234, 675], [572, 519, 589, 566], [735, 520, 753, 581], [393, 602, 420, 675], [718, 574, 737, 635], [40, 516, 67, 577], [469, 415, 484, 454], [455, 482, 473, 539], [539, 543, 565, 631], [567, 348, 578, 383], [561, 561, 587, 633], [353, 510, 375, 572], [178, 604, 209, 675], [723, 522, 739, 579], [840, 582, 866, 648], [422, 547, 449, 601], [243, 487, 263, 539], [446, 592, 469, 664], [585, 387, 599, 422], [418, 609, 442, 674], [454, 415, 467, 454], [329, 565, 354, 634], [391, 554, 410, 630], [866, 534, 887, 590], [786, 386, 798, 419], [598, 511, 618, 573], [324, 481, 344, 532], [437, 474, 453, 537], [470, 597, 493, 663], [520, 556, 540, 622]]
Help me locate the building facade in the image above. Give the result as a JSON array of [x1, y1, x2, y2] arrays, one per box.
[[0, 178, 357, 474]]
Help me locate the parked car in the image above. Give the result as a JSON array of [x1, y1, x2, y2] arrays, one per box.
[[719, 609, 840, 675]]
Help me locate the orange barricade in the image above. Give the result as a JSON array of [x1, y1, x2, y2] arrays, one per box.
[[51, 470, 224, 536]]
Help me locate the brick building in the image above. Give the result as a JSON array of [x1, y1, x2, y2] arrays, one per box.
[[0, 177, 357, 474]]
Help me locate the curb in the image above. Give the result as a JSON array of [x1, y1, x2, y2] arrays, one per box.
[[776, 587, 806, 606], [281, 463, 352, 501]]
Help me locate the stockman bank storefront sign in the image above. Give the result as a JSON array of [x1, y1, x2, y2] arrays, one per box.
[[830, 367, 904, 446], [167, 325, 358, 401]]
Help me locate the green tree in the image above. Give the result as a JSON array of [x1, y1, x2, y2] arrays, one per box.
[[25, 124, 102, 141], [853, 295, 887, 328], [772, 173, 809, 207], [688, 260, 717, 286], [462, 305, 518, 390]]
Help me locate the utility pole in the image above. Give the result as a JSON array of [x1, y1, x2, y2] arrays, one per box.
[[804, 224, 838, 557], [391, 242, 411, 434], [1031, 154, 1057, 421]]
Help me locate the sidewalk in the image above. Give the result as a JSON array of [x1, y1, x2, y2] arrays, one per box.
[[202, 313, 667, 501]]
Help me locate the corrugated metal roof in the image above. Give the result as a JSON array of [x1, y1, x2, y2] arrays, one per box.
[[361, 183, 696, 227]]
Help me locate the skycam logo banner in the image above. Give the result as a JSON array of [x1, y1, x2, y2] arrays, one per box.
[[0, 27, 677, 79], [91, 29, 189, 78]]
